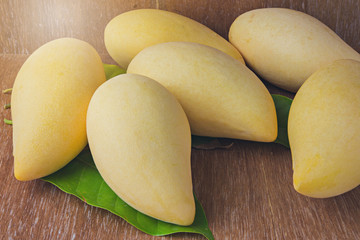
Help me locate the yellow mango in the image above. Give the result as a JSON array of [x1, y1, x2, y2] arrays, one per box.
[[288, 59, 360, 198], [11, 38, 106, 181], [86, 74, 194, 225], [128, 42, 277, 142], [229, 8, 360, 92], [104, 9, 244, 69]]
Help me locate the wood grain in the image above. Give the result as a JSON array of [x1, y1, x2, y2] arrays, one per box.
[[1, 0, 359, 55], [1, 0, 360, 239]]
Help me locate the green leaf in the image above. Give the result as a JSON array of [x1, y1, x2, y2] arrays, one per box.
[[41, 63, 214, 239], [271, 94, 293, 148], [103, 63, 126, 80], [4, 118, 13, 125], [191, 135, 216, 147], [192, 136, 234, 150], [39, 64, 286, 238], [4, 103, 11, 109], [42, 148, 214, 240]]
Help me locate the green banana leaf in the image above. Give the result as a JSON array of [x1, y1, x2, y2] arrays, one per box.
[[42, 148, 214, 240]]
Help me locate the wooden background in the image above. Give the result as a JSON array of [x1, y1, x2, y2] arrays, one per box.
[[1, 0, 359, 239]]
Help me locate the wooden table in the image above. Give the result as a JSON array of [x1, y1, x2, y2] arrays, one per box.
[[1, 1, 359, 239]]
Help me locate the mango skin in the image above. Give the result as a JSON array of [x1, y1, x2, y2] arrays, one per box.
[[288, 59, 360, 198], [128, 42, 277, 142], [104, 8, 244, 69], [11, 38, 106, 181], [86, 74, 195, 225], [229, 8, 360, 92]]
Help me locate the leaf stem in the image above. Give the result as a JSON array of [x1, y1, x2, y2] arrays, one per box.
[[2, 88, 12, 94], [4, 119, 12, 125], [4, 103, 11, 109]]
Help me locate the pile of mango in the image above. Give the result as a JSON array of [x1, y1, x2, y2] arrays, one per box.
[[11, 8, 360, 226]]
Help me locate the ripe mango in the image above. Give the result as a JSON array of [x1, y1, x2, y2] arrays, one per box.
[[104, 9, 244, 69], [288, 59, 360, 198], [11, 38, 106, 181], [229, 8, 360, 92], [86, 74, 195, 225], [127, 42, 277, 142]]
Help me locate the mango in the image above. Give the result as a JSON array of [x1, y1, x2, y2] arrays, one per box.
[[86, 74, 194, 225], [288, 59, 360, 198], [128, 42, 277, 142], [11, 38, 106, 181], [104, 9, 244, 69], [229, 8, 360, 92]]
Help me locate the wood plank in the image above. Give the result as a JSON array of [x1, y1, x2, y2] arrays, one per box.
[[1, 0, 359, 55]]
